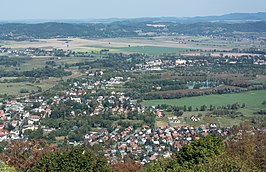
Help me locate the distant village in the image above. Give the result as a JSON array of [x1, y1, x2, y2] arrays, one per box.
[[134, 56, 266, 71], [0, 46, 266, 70]]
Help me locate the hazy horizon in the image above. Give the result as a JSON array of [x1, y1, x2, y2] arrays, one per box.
[[1, 12, 266, 22], [1, 0, 266, 21]]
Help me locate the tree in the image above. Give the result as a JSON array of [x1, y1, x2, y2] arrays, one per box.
[[196, 154, 252, 172], [24, 127, 44, 139], [4, 123, 15, 132], [143, 136, 226, 171], [0, 161, 16, 172], [176, 136, 225, 167], [142, 158, 174, 172], [0, 140, 57, 171], [226, 130, 266, 171], [112, 158, 142, 172], [32, 147, 112, 172], [200, 105, 207, 111], [183, 105, 187, 112], [20, 88, 29, 93]]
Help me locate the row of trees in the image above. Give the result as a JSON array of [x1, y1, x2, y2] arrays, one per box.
[[144, 87, 242, 100], [0, 66, 71, 78], [0, 56, 31, 67], [156, 103, 245, 113]]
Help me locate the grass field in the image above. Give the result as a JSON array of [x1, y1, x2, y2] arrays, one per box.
[[77, 47, 119, 53], [5, 36, 266, 53], [76, 46, 190, 55], [147, 89, 266, 127], [250, 78, 266, 84], [142, 90, 266, 110], [117, 46, 189, 55], [0, 83, 39, 96], [0, 55, 89, 96], [156, 109, 248, 128]]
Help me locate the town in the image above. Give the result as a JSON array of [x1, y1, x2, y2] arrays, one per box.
[[0, 5, 266, 170], [0, 74, 231, 165]]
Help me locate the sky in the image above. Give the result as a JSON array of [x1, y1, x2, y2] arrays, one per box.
[[1, 0, 266, 20]]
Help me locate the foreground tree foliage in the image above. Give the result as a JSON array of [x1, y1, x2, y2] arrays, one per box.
[[0, 133, 265, 171], [142, 136, 226, 172], [195, 154, 257, 172], [176, 136, 225, 166], [0, 161, 16, 172], [226, 130, 266, 171], [0, 140, 57, 172], [111, 159, 142, 172], [143, 134, 264, 172], [32, 146, 112, 172], [0, 141, 111, 171]]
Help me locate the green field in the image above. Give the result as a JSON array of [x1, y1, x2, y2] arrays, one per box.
[[250, 78, 266, 84], [118, 46, 189, 55], [77, 47, 119, 53], [142, 90, 266, 110], [77, 46, 190, 55], [151, 91, 266, 128], [0, 83, 39, 96]]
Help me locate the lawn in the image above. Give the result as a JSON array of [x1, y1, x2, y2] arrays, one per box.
[[142, 90, 266, 110]]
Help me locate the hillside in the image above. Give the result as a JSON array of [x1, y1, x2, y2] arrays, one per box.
[[0, 21, 266, 39]]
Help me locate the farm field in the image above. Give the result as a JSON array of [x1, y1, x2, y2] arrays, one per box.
[[148, 90, 266, 128], [157, 108, 251, 127], [0, 55, 88, 97], [116, 46, 189, 55], [76, 46, 189, 55], [0, 83, 39, 96], [142, 90, 266, 111], [155, 110, 247, 128], [0, 55, 97, 72], [250, 78, 266, 84], [77, 47, 119, 53], [4, 36, 266, 55]]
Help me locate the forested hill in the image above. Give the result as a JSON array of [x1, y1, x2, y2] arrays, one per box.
[[0, 21, 266, 39]]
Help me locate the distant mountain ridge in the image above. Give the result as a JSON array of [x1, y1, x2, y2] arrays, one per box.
[[120, 12, 266, 24], [179, 12, 266, 23], [0, 12, 266, 24]]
